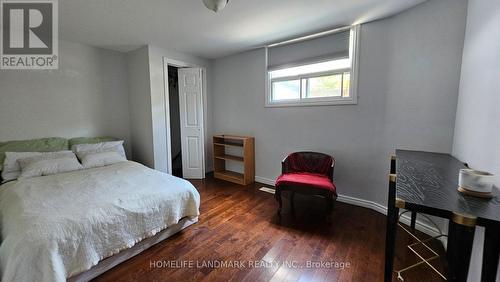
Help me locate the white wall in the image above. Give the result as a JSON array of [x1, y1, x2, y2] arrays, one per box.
[[0, 40, 131, 154], [127, 46, 154, 167], [452, 0, 500, 280], [212, 0, 466, 205], [453, 0, 500, 193]]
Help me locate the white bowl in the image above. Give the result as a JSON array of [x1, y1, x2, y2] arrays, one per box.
[[459, 169, 494, 193]]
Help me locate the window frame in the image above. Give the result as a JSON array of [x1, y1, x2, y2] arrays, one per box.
[[265, 25, 360, 107], [271, 68, 351, 101]]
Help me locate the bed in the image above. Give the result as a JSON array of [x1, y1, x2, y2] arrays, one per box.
[[0, 161, 200, 282]]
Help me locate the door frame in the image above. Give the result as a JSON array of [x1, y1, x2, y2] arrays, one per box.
[[163, 57, 207, 177]]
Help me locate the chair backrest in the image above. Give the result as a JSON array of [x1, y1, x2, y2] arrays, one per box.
[[284, 152, 334, 176]]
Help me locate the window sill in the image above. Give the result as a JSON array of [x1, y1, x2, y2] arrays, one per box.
[[265, 98, 357, 108]]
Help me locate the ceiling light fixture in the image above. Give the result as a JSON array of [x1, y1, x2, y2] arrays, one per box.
[[203, 0, 230, 13]]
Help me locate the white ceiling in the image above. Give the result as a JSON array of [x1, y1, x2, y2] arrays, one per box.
[[59, 0, 427, 59]]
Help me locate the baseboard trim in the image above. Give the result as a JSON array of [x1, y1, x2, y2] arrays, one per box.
[[255, 176, 275, 186], [255, 176, 440, 237]]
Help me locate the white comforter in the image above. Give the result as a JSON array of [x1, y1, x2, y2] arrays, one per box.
[[0, 161, 200, 282]]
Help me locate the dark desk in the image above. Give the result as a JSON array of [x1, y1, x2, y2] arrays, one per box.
[[384, 150, 500, 282]]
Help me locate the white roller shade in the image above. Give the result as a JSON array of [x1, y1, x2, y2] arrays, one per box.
[[267, 30, 350, 71]]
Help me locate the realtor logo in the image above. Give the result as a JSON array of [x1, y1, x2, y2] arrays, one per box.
[[1, 0, 58, 69]]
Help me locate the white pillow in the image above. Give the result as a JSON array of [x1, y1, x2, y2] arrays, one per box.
[[79, 151, 127, 169], [2, 151, 72, 182], [17, 152, 83, 179], [72, 140, 126, 159]]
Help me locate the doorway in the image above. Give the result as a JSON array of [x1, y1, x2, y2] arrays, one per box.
[[164, 58, 206, 179], [167, 66, 183, 178]]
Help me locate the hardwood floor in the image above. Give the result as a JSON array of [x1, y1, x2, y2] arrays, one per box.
[[94, 176, 446, 282]]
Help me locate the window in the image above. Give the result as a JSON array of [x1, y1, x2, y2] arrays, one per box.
[[266, 26, 359, 107]]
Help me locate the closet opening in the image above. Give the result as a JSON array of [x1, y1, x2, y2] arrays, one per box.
[[167, 65, 183, 178]]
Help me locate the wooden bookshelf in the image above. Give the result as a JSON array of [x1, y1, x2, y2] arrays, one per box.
[[213, 135, 255, 185]]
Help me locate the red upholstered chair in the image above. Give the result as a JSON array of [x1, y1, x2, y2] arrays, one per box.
[[275, 152, 337, 216]]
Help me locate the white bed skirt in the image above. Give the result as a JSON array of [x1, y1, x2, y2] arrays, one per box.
[[68, 217, 198, 282]]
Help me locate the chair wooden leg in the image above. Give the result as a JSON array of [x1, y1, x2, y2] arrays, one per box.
[[276, 190, 282, 216], [329, 194, 335, 214], [326, 195, 331, 214], [325, 194, 334, 222], [328, 194, 335, 214]]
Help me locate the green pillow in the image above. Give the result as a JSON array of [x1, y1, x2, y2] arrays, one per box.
[[0, 137, 69, 170], [69, 136, 118, 148]]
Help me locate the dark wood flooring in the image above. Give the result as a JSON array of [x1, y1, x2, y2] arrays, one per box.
[[94, 176, 446, 282]]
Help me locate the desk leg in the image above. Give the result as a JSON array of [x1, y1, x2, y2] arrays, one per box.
[[447, 215, 476, 282], [384, 174, 398, 282], [385, 205, 399, 282], [481, 225, 500, 282], [410, 211, 417, 230]]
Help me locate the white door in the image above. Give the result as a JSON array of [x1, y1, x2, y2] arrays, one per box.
[[178, 68, 204, 179]]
